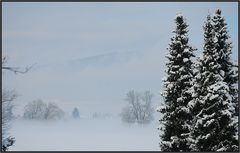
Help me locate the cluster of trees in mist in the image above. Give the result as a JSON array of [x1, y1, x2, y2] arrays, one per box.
[[158, 9, 238, 152], [23, 100, 65, 121], [121, 90, 154, 124], [23, 101, 82, 120]]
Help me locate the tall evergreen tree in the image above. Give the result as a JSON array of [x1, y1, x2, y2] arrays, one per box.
[[188, 10, 238, 151], [158, 14, 196, 151], [212, 9, 239, 139]]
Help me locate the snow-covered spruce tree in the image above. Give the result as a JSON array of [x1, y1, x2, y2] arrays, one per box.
[[188, 11, 238, 152], [158, 14, 196, 151], [212, 9, 239, 140], [72, 107, 80, 119]]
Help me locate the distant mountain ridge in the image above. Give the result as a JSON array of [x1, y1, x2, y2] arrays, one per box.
[[34, 50, 142, 72]]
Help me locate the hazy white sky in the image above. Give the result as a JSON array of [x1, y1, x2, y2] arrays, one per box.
[[2, 2, 238, 116]]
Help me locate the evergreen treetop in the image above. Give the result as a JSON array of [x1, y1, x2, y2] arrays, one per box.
[[158, 14, 196, 152]]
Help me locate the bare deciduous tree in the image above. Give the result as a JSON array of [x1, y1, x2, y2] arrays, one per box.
[[121, 90, 154, 124], [23, 99, 47, 120]]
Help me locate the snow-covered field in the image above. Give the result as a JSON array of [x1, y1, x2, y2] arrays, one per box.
[[10, 117, 160, 151]]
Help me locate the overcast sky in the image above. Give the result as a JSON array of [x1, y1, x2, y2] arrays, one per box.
[[2, 2, 238, 116]]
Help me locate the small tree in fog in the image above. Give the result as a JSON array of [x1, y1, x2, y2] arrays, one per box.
[[121, 90, 154, 124], [72, 107, 80, 119]]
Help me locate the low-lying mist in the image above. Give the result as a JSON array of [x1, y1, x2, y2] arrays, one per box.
[[10, 115, 160, 151]]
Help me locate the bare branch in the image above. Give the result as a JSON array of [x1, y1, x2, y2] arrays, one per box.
[[2, 63, 36, 74], [2, 56, 36, 74]]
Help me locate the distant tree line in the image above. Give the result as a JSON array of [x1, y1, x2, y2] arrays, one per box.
[[92, 112, 112, 119]]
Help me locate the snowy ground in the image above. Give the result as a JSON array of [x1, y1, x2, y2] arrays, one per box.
[[10, 116, 160, 151]]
